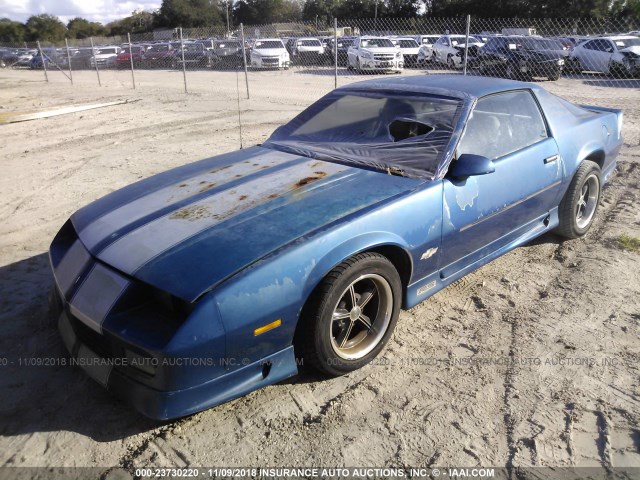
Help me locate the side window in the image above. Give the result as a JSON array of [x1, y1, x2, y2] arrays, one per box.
[[457, 91, 548, 160], [582, 40, 596, 50]]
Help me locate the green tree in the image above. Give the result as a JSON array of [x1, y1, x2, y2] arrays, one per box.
[[233, 0, 303, 24], [25, 14, 67, 42], [157, 0, 224, 28], [302, 0, 342, 23], [0, 18, 25, 43], [67, 17, 106, 38], [105, 10, 156, 35]]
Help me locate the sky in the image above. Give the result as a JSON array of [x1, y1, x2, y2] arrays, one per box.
[[0, 0, 162, 25]]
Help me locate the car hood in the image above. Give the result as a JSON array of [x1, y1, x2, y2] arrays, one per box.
[[253, 48, 285, 56], [362, 47, 398, 55], [620, 46, 640, 55], [95, 53, 118, 59], [214, 47, 242, 55], [519, 49, 565, 61], [71, 147, 421, 302]]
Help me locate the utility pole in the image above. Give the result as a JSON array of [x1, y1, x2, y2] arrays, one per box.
[[374, 1, 378, 32]]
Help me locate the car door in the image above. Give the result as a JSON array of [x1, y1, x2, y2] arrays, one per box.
[[576, 40, 598, 71], [347, 38, 359, 67], [434, 37, 445, 62], [479, 38, 502, 72], [439, 90, 563, 278], [596, 39, 616, 72]]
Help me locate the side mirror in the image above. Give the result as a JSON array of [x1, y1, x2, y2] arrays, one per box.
[[450, 154, 495, 178]]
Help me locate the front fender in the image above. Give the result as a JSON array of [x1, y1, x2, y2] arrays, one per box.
[[302, 232, 413, 298]]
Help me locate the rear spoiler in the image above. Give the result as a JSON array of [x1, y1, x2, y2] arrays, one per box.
[[579, 104, 623, 140]]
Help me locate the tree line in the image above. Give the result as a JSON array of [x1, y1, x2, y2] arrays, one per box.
[[1, 0, 638, 43]]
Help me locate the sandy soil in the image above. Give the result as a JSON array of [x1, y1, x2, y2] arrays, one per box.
[[0, 67, 639, 473]]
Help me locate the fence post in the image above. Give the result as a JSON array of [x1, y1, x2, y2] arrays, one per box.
[[240, 23, 250, 99], [90, 37, 101, 86], [463, 14, 470, 75], [334, 18, 338, 89], [179, 27, 188, 93], [64, 38, 73, 84], [127, 32, 136, 89], [36, 40, 48, 83]]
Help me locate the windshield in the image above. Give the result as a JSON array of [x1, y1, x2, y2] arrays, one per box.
[[399, 39, 419, 48], [337, 39, 354, 47], [215, 41, 241, 49], [148, 45, 170, 52], [97, 48, 117, 54], [301, 40, 321, 46], [264, 90, 462, 180], [361, 38, 395, 48], [615, 37, 640, 48], [183, 44, 203, 52], [422, 37, 437, 44], [518, 38, 564, 50], [255, 40, 284, 49], [450, 36, 480, 46]]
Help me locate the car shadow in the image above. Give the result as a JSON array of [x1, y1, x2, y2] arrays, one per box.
[[0, 253, 158, 442], [582, 79, 640, 88]]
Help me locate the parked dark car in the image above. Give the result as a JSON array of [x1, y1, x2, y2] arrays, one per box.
[[477, 36, 566, 80], [143, 44, 175, 68], [327, 36, 355, 66], [0, 48, 19, 67], [210, 39, 245, 68], [173, 42, 210, 68], [65, 48, 96, 69]]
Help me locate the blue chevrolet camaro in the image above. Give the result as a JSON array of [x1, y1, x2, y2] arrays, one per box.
[[49, 75, 622, 420]]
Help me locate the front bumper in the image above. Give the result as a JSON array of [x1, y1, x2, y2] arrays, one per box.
[[52, 289, 297, 420], [251, 57, 290, 69], [358, 58, 403, 71], [48, 223, 298, 420]]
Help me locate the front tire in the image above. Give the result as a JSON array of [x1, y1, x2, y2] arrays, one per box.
[[297, 252, 402, 376], [556, 160, 601, 239]]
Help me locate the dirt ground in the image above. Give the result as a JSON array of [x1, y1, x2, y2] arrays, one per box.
[[0, 67, 639, 474]]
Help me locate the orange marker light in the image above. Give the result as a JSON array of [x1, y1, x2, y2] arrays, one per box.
[[253, 319, 282, 336]]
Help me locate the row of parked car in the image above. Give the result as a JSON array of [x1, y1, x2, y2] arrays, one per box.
[[1, 31, 638, 79]]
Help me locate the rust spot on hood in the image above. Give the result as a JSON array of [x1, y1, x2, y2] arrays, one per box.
[[238, 195, 248, 201], [199, 182, 217, 193], [209, 164, 232, 174], [294, 171, 327, 188], [170, 205, 214, 221]]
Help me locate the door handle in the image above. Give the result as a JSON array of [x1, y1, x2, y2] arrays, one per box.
[[544, 154, 560, 164]]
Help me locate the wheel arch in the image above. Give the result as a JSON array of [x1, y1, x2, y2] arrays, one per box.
[[582, 149, 605, 170], [301, 234, 414, 314]]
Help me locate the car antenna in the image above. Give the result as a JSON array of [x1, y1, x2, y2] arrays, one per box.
[[235, 68, 244, 149]]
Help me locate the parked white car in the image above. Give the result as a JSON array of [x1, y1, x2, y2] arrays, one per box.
[[250, 38, 290, 69], [432, 35, 485, 68], [390, 37, 420, 67], [90, 46, 121, 68], [347, 36, 403, 73], [415, 35, 440, 66], [569, 35, 640, 76], [291, 37, 325, 62]]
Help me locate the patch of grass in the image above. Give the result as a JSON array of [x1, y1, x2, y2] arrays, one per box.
[[617, 233, 640, 253]]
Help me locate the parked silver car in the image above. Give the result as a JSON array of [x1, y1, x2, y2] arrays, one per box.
[[569, 36, 640, 76]]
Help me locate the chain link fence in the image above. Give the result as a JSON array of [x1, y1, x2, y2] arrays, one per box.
[[1, 16, 638, 139]]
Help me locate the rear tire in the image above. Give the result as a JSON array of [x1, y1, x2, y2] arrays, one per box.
[[556, 160, 601, 239], [297, 252, 401, 376]]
